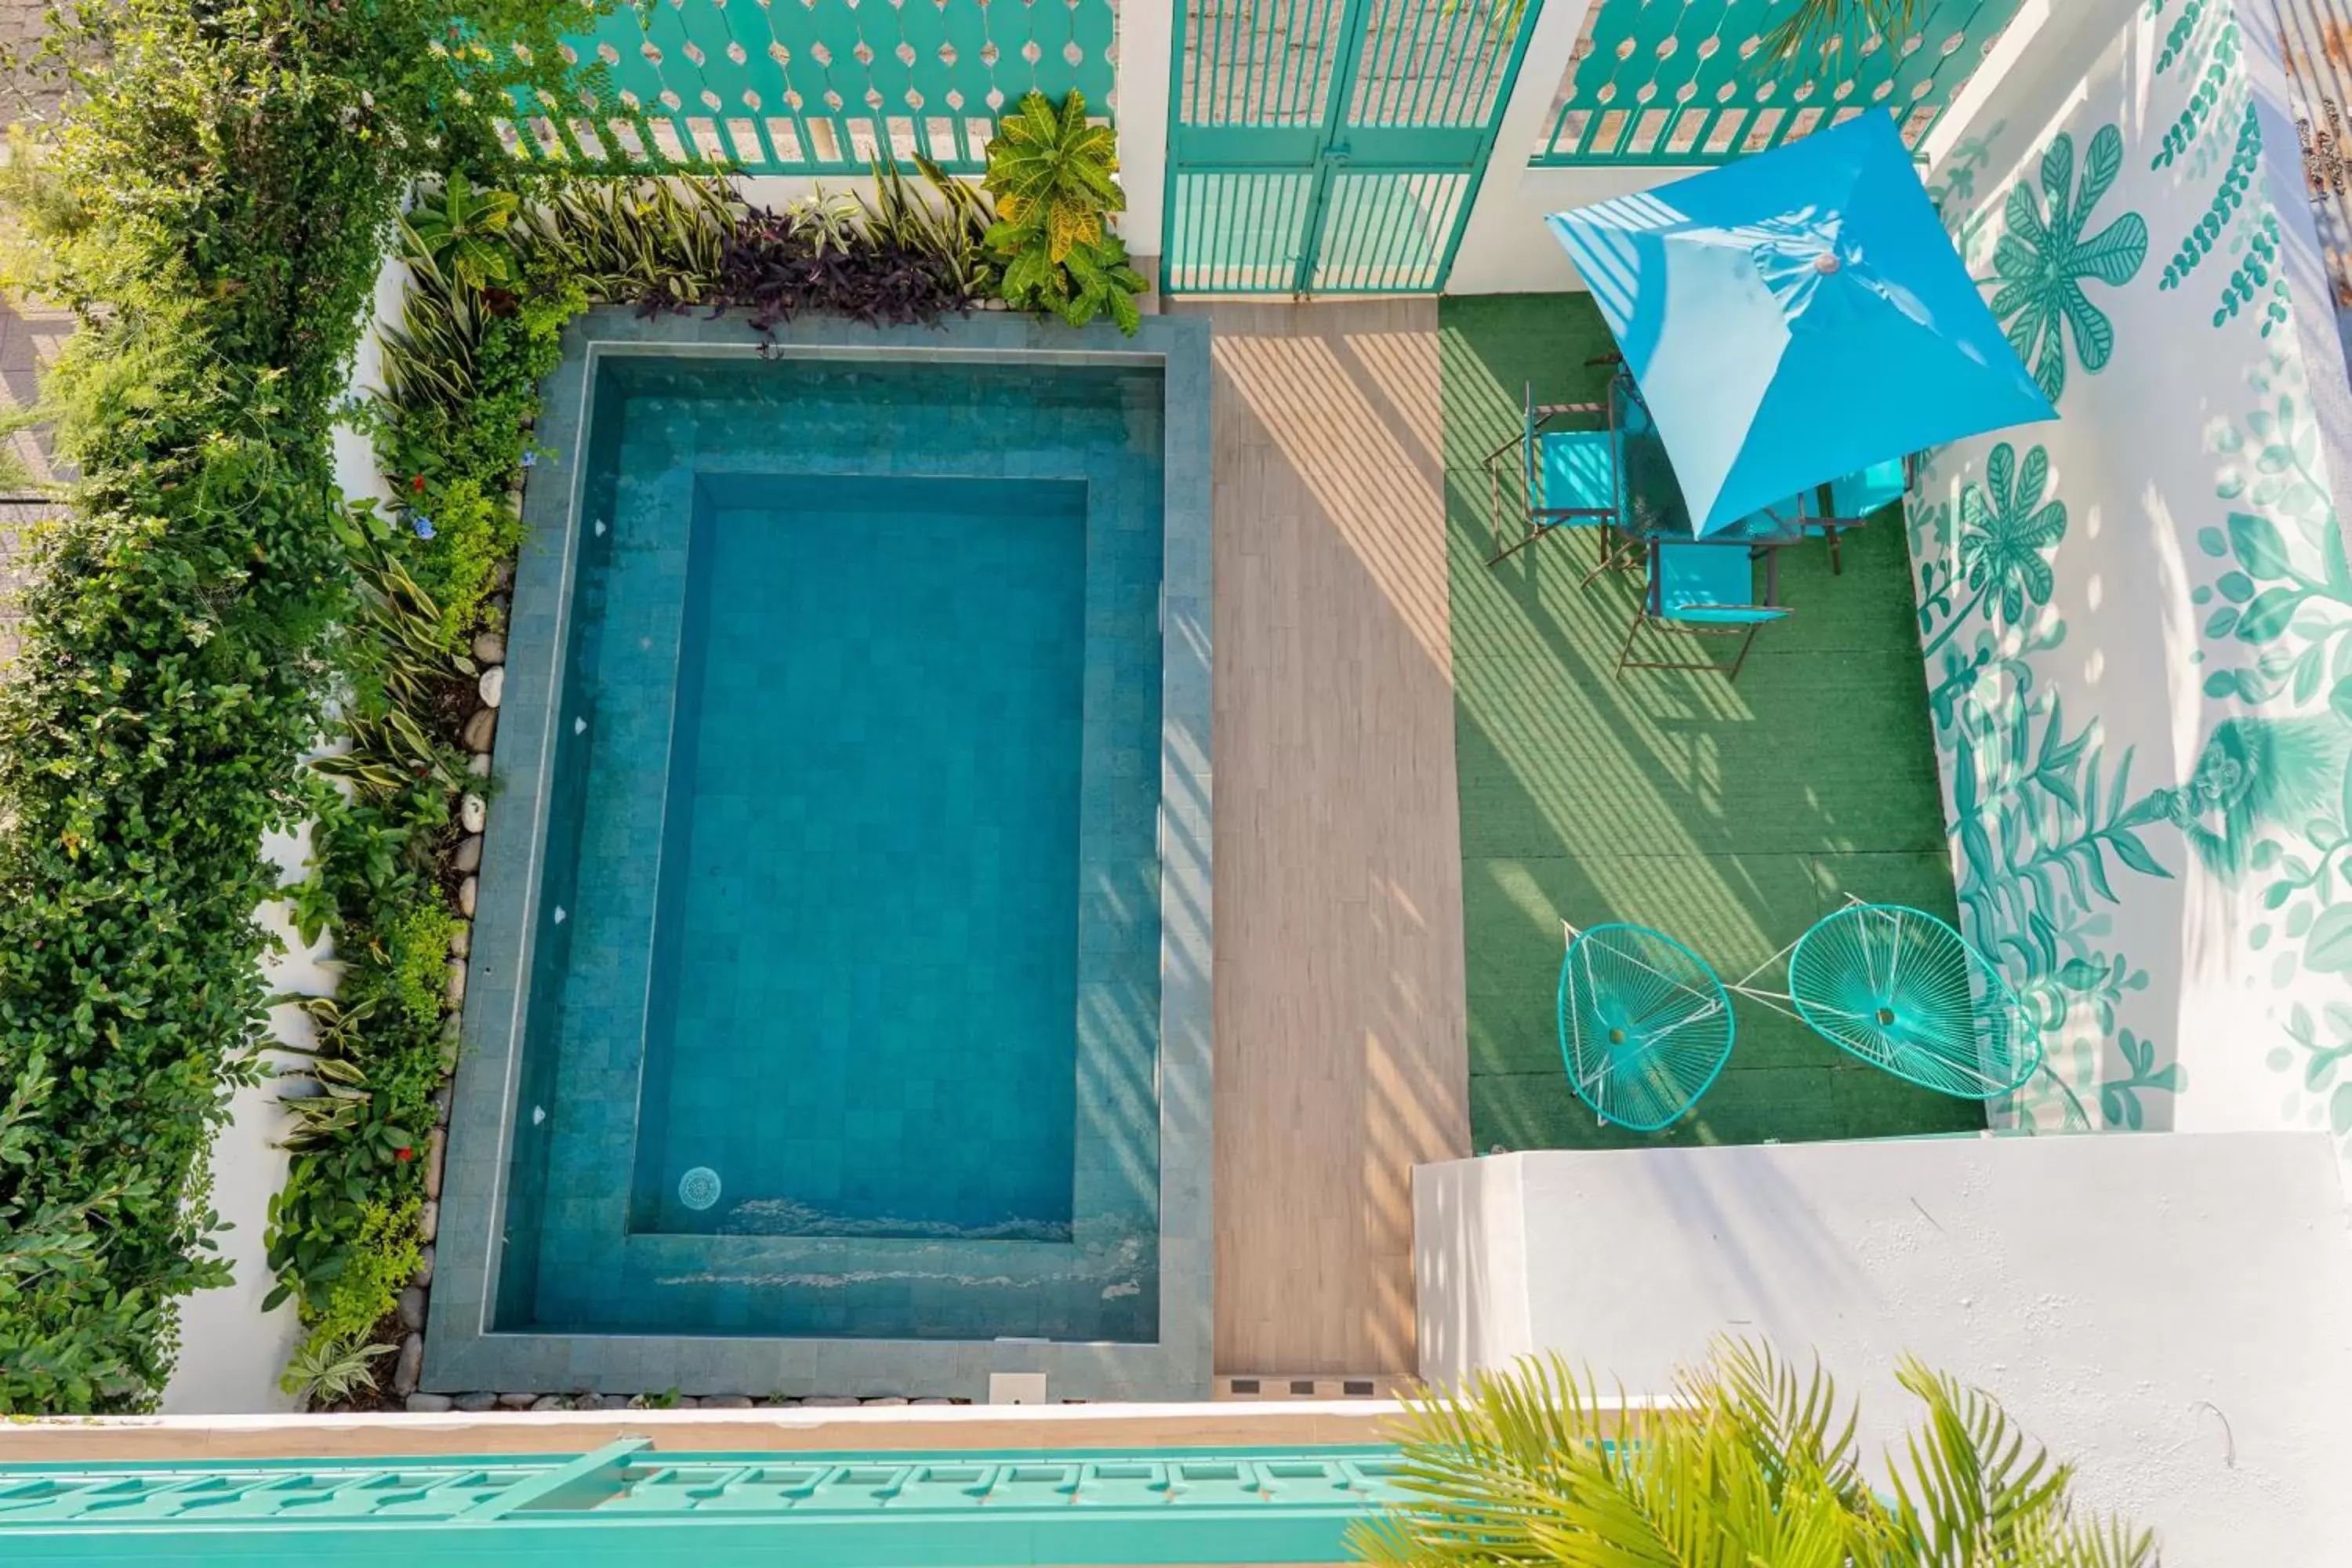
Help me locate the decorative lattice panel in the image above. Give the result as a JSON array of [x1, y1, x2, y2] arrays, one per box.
[[0, 1447, 1409, 1528], [1536, 0, 2024, 165], [500, 0, 1117, 172]]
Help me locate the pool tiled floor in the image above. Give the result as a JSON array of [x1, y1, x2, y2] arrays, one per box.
[[517, 356, 1163, 1341]]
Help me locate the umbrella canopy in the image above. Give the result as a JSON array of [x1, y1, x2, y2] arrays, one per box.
[[1547, 111, 2053, 537]]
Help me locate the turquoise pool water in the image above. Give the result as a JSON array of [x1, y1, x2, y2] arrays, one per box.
[[633, 474, 1090, 1242], [498, 354, 1165, 1342]]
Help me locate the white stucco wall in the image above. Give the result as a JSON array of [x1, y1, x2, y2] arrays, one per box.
[[1416, 1134, 2352, 1563], [1446, 0, 2155, 296], [1910, 0, 2352, 1154], [158, 832, 321, 1415], [1440, 0, 1671, 297], [1109, 0, 1171, 259]]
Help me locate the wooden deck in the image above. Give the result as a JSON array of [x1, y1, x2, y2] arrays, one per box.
[[1174, 300, 1468, 1379]]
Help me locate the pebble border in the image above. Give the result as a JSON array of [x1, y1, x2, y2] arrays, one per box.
[[383, 578, 511, 1410]]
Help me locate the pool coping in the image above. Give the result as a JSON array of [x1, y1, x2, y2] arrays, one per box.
[[425, 307, 1213, 1400]]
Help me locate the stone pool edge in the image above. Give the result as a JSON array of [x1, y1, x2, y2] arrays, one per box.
[[423, 307, 1213, 1402]]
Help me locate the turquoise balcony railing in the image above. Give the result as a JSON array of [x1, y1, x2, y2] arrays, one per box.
[[1535, 0, 2024, 165], [502, 0, 1116, 173], [0, 1441, 1408, 1565]]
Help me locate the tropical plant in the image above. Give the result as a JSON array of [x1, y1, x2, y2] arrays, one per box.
[[569, 162, 996, 340], [982, 89, 1121, 260], [519, 176, 736, 305], [1356, 1341, 2157, 1567], [1761, 0, 1924, 66], [406, 171, 523, 293], [1004, 230, 1149, 334], [279, 1330, 397, 1408], [983, 89, 1144, 335]]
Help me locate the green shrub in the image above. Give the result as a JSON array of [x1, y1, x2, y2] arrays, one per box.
[[306, 1196, 421, 1348], [263, 181, 590, 1349], [381, 901, 458, 1026], [982, 90, 1144, 333], [0, 0, 590, 1412]]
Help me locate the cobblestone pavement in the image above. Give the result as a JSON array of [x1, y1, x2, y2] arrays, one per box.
[[0, 296, 66, 670], [0, 0, 65, 130]]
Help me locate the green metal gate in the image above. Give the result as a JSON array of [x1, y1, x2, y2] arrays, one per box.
[[1165, 0, 1544, 295]]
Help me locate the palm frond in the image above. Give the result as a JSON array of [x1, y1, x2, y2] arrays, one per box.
[[1886, 1356, 2158, 1566], [1348, 1343, 2158, 1568], [1761, 0, 1925, 67]]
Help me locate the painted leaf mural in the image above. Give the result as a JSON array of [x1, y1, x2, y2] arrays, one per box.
[[1922, 441, 2067, 659], [1987, 125, 2149, 404]]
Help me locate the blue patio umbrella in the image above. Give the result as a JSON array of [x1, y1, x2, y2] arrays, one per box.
[[1546, 111, 2053, 537]]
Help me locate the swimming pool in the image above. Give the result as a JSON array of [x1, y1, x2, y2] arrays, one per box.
[[427, 312, 1212, 1400]]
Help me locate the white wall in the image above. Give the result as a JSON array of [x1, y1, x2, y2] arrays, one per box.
[[1442, 0, 1665, 297], [1416, 1136, 2352, 1563], [1910, 0, 2352, 1152], [159, 832, 321, 1416], [1447, 163, 1705, 295], [1447, 0, 2152, 297], [1109, 0, 1172, 259]]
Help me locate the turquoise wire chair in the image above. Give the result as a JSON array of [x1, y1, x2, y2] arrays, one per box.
[[1558, 922, 1736, 1131], [1733, 902, 2042, 1099]]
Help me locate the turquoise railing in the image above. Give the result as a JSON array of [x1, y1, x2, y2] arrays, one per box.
[[1534, 0, 2023, 165], [501, 0, 1116, 172], [0, 1441, 1407, 1564]]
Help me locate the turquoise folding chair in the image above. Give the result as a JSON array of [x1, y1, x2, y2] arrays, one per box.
[[1806, 456, 1911, 575], [1615, 537, 1791, 681], [1483, 377, 1625, 568]]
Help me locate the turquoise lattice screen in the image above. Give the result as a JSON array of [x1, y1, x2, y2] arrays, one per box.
[[1535, 0, 2023, 165], [0, 1442, 1410, 1562], [500, 0, 1115, 172]]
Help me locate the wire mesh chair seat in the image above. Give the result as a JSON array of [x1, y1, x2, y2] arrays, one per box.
[[1557, 923, 1735, 1131], [1783, 903, 2041, 1098]]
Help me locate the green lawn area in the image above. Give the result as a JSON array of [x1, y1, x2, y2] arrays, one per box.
[[1441, 292, 1984, 1151]]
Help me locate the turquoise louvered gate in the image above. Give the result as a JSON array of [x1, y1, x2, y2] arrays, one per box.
[[1165, 0, 1545, 295]]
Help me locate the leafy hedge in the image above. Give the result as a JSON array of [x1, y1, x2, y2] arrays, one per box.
[[0, 0, 583, 1413], [263, 202, 586, 1399]]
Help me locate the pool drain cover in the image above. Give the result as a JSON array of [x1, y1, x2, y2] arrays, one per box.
[[678, 1166, 721, 1211]]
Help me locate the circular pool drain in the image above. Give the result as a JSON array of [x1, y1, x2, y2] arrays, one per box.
[[678, 1166, 722, 1211]]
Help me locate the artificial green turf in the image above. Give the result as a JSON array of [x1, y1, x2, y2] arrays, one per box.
[[1440, 292, 1984, 1151]]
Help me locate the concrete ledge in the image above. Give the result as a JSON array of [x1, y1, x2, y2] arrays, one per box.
[[0, 1399, 1410, 1462]]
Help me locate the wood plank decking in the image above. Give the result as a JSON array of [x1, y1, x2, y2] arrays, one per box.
[[1177, 300, 1469, 1379]]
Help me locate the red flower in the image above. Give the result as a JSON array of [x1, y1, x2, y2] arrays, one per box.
[[396, 1146, 414, 1162], [411, 474, 426, 493]]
